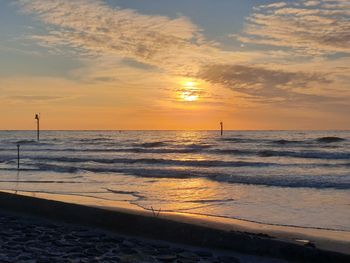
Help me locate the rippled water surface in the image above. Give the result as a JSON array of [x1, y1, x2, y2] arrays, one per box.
[[0, 130, 349, 231]]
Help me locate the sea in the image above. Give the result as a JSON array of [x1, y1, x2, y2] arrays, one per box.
[[0, 130, 349, 231]]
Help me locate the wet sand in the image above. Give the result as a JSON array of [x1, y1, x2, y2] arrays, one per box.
[[0, 190, 349, 262]]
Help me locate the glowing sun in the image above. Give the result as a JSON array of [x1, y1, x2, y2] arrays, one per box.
[[179, 81, 200, 102]]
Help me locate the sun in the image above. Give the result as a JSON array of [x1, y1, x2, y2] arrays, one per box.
[[178, 80, 200, 102], [184, 81, 195, 87]]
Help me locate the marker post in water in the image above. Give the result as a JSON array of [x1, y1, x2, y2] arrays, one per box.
[[17, 144, 20, 170], [35, 113, 40, 141], [220, 122, 224, 136]]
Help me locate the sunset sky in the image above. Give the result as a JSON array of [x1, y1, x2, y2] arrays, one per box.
[[0, 0, 349, 130]]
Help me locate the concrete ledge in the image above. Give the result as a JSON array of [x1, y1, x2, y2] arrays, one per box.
[[0, 191, 349, 263]]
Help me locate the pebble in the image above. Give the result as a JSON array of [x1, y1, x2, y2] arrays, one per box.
[[156, 254, 177, 261], [194, 250, 213, 257], [178, 251, 199, 260], [217, 255, 240, 263]]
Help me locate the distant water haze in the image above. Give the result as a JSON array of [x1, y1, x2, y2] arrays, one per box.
[[0, 130, 349, 231]]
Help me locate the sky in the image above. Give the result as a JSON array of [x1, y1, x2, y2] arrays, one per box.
[[0, 0, 349, 130]]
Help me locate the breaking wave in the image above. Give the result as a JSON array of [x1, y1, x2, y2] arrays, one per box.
[[316, 136, 346, 143]]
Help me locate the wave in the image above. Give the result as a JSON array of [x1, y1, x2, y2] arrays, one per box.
[[15, 140, 54, 146], [272, 139, 303, 145], [32, 156, 276, 168], [1, 147, 349, 161], [138, 141, 169, 148], [34, 164, 198, 179], [183, 198, 235, 204], [16, 140, 37, 144], [213, 174, 350, 190], [35, 164, 80, 173], [1, 147, 350, 161], [0, 147, 205, 154], [77, 138, 114, 142], [215, 149, 253, 155], [272, 137, 346, 145], [5, 161, 347, 190], [221, 136, 347, 145], [316, 136, 346, 143], [136, 142, 211, 150], [221, 138, 264, 143], [2, 153, 350, 189], [0, 147, 242, 155], [105, 188, 144, 199], [213, 149, 350, 160], [185, 143, 212, 149], [257, 150, 350, 159]]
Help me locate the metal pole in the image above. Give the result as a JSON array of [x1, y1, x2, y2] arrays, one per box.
[[17, 144, 20, 170], [220, 122, 223, 136], [35, 114, 40, 141], [37, 117, 40, 141]]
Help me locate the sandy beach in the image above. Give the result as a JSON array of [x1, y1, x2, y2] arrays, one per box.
[[0, 191, 349, 263], [0, 209, 288, 263]]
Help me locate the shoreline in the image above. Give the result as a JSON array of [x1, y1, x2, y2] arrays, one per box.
[[0, 190, 349, 262]]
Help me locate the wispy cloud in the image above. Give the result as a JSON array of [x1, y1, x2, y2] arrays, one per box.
[[16, 0, 216, 75], [8, 95, 64, 102], [198, 64, 332, 103], [236, 0, 350, 55], [15, 0, 267, 75]]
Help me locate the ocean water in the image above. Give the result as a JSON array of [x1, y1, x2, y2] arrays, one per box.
[[0, 130, 349, 231]]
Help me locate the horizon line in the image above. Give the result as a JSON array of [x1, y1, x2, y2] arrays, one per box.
[[1, 129, 349, 132]]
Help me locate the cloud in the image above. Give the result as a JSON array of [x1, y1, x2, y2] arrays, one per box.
[[236, 0, 350, 55], [14, 0, 349, 107], [15, 0, 214, 75], [258, 2, 288, 9], [15, 0, 262, 76], [304, 1, 321, 7], [6, 95, 65, 102], [197, 64, 332, 103]]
